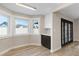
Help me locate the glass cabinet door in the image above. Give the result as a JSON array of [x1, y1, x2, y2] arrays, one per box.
[[68, 24, 71, 41], [61, 22, 64, 45], [65, 23, 68, 43]]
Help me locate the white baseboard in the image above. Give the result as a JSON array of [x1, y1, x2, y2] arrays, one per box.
[[0, 43, 41, 56], [51, 47, 61, 53], [50, 50, 53, 53]]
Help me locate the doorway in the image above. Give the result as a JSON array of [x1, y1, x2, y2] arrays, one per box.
[[61, 18, 73, 47]]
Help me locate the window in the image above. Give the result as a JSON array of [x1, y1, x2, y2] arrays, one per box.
[[0, 15, 9, 37], [15, 18, 40, 35], [32, 18, 40, 34], [15, 18, 29, 35]]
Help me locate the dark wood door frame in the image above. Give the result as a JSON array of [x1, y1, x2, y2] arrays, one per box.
[[61, 18, 73, 47]]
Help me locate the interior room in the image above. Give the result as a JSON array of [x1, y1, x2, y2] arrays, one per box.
[[0, 3, 62, 56], [0, 3, 79, 56]]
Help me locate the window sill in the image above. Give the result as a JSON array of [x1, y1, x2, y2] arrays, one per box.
[[14, 33, 40, 36], [0, 36, 9, 40], [13, 34, 30, 37]]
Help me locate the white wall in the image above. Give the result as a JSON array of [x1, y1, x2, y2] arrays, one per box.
[[52, 12, 74, 52], [45, 13, 53, 35], [45, 13, 52, 28], [73, 19, 79, 41]]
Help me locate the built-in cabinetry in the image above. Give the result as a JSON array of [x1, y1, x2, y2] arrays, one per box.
[[41, 35, 51, 49]]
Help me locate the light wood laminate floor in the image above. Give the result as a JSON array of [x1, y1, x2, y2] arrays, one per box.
[[2, 45, 52, 56], [2, 41, 79, 56], [53, 41, 79, 56]]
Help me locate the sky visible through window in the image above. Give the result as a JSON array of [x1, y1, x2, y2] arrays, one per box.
[[16, 18, 29, 26], [0, 15, 8, 27], [0, 16, 8, 24], [0, 15, 8, 36], [15, 18, 29, 34]]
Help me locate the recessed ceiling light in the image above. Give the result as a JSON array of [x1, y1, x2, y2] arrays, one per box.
[[16, 3, 36, 11]]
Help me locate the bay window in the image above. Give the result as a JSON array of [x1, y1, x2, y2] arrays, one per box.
[[0, 16, 40, 37]]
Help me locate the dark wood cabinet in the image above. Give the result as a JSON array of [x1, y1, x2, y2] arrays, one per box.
[[41, 35, 51, 49]]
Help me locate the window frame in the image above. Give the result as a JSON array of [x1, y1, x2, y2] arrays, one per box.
[[32, 18, 40, 34], [14, 17, 30, 35]]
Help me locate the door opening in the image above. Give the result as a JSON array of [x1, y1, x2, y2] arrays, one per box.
[[61, 18, 73, 47]]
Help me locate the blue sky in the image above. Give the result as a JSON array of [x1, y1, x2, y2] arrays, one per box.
[[16, 18, 29, 26], [0, 16, 8, 24]]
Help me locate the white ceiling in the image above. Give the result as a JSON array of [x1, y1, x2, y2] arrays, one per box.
[[58, 3, 79, 20], [1, 3, 66, 15]]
